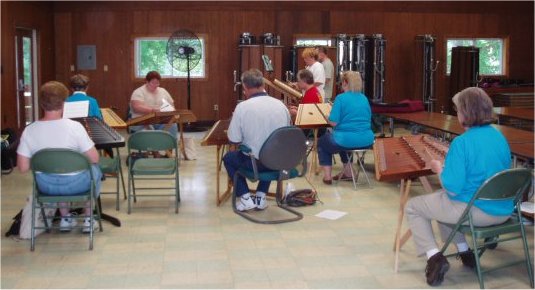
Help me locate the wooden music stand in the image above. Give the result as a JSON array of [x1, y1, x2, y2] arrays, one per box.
[[294, 103, 332, 176], [127, 110, 197, 160], [263, 77, 302, 105], [201, 119, 234, 206]]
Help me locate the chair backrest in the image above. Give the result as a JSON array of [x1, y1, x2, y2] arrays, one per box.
[[128, 130, 177, 152], [258, 126, 307, 171], [475, 168, 533, 204], [31, 148, 91, 174]]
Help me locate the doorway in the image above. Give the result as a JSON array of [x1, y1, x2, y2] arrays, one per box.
[[15, 28, 37, 130]]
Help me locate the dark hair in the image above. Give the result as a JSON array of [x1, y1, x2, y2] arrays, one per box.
[[452, 87, 495, 127], [69, 74, 89, 91], [241, 69, 264, 89], [316, 46, 328, 55], [40, 81, 69, 111], [145, 71, 162, 82], [297, 69, 314, 85]]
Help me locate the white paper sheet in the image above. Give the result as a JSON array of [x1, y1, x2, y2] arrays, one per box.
[[521, 202, 534, 214], [160, 99, 175, 112], [315, 209, 347, 220], [63, 100, 89, 118]]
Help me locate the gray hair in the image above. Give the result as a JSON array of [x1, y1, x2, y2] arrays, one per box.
[[241, 69, 264, 89]]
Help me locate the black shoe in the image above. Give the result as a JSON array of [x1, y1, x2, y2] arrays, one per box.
[[425, 252, 450, 286], [457, 249, 476, 268], [484, 236, 498, 250]]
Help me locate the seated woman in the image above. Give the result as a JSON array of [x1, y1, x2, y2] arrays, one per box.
[[66, 74, 103, 119], [317, 71, 374, 184], [17, 81, 102, 233], [288, 69, 322, 117], [405, 87, 512, 286]]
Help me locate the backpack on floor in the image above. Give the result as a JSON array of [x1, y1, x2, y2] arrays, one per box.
[[284, 189, 318, 207]]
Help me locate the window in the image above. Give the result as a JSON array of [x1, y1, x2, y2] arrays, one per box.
[[135, 37, 205, 78], [446, 38, 505, 75], [295, 38, 332, 46]]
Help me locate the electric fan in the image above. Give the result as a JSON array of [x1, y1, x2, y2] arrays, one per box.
[[166, 29, 202, 110]]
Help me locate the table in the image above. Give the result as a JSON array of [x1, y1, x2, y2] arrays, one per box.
[[493, 107, 534, 131]]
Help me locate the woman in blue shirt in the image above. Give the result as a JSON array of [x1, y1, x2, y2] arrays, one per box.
[[405, 87, 512, 286], [66, 74, 103, 119], [317, 71, 374, 184]]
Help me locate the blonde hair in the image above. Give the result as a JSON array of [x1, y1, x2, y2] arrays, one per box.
[[452, 87, 495, 127], [301, 47, 318, 60], [341, 71, 363, 93]]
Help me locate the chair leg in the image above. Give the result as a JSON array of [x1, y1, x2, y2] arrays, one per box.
[[347, 152, 357, 190], [471, 232, 484, 289], [115, 148, 127, 201], [518, 209, 534, 287], [89, 194, 94, 251], [127, 172, 132, 214], [175, 170, 180, 214], [30, 197, 37, 251], [356, 151, 372, 188]]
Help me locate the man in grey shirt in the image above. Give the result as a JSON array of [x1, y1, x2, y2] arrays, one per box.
[[317, 46, 335, 103], [223, 69, 291, 211]]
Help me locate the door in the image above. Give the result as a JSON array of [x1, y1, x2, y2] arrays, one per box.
[[15, 28, 37, 130]]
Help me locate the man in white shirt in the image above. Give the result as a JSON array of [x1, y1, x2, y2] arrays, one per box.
[[317, 46, 335, 103], [129, 71, 178, 138], [223, 69, 291, 211], [302, 47, 326, 101]]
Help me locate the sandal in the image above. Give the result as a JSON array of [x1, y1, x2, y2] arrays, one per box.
[[333, 172, 353, 181], [322, 178, 333, 185]]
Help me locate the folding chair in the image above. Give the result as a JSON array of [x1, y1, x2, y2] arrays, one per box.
[[30, 149, 102, 251], [232, 126, 307, 224], [337, 144, 374, 190], [439, 168, 534, 289], [127, 130, 180, 214], [99, 147, 126, 210]]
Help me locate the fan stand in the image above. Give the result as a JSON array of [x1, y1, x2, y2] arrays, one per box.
[[182, 52, 206, 132]]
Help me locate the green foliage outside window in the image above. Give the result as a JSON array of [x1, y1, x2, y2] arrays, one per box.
[[446, 38, 504, 75], [23, 37, 32, 85], [136, 38, 205, 78]]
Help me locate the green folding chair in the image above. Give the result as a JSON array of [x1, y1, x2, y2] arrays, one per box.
[[30, 149, 102, 251], [98, 148, 126, 210], [127, 130, 180, 214], [439, 168, 534, 289]]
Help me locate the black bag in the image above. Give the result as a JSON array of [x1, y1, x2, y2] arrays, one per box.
[[1, 128, 19, 174], [284, 189, 318, 207], [5, 209, 22, 237]]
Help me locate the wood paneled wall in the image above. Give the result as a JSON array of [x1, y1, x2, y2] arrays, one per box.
[[1, 1, 55, 132], [2, 1, 533, 128]]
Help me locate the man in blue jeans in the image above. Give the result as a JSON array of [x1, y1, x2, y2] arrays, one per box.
[[17, 81, 102, 233], [223, 69, 291, 211]]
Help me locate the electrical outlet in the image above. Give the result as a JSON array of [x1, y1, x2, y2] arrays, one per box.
[[213, 104, 219, 111]]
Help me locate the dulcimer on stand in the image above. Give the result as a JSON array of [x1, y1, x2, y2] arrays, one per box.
[[374, 134, 449, 273]]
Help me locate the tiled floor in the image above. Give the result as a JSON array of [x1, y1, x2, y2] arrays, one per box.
[[1, 129, 533, 289]]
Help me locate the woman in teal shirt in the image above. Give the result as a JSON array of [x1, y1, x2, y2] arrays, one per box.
[[317, 71, 374, 184], [405, 87, 512, 286], [66, 74, 103, 119]]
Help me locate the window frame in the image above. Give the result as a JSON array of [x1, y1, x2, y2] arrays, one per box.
[[444, 36, 509, 77], [133, 34, 208, 80], [293, 34, 333, 46]]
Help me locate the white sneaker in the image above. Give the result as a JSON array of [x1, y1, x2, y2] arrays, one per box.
[[82, 217, 99, 233], [236, 193, 257, 211], [255, 192, 268, 210], [59, 216, 77, 232]]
